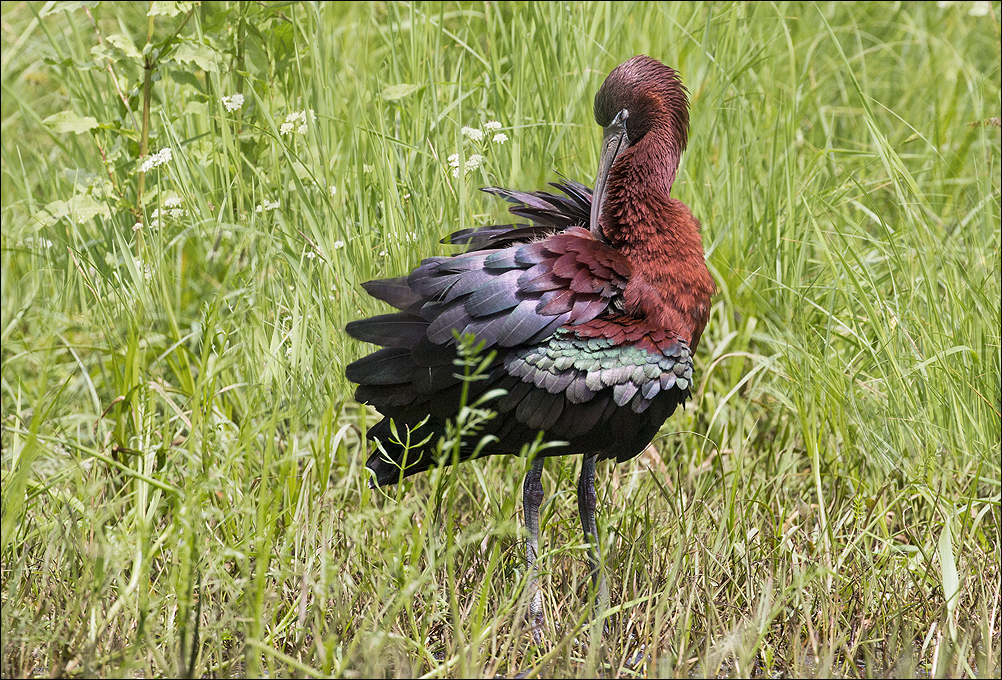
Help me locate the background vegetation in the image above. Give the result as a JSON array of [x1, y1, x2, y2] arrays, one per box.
[[2, 1, 999, 677]]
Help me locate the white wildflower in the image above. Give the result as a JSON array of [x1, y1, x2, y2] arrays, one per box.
[[447, 153, 462, 178], [379, 250, 388, 257], [329, 184, 337, 197], [462, 126, 484, 142], [163, 196, 183, 208], [309, 109, 316, 121], [221, 93, 244, 112], [132, 222, 144, 231], [334, 240, 345, 249], [149, 219, 160, 230], [135, 258, 154, 281], [492, 132, 508, 144], [154, 147, 171, 167], [280, 110, 311, 135], [140, 147, 172, 173], [256, 204, 263, 213], [306, 251, 316, 260], [285, 345, 293, 359], [465, 154, 485, 173], [484, 120, 502, 131], [969, 0, 990, 15]]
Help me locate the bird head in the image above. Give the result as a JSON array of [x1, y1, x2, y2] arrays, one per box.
[[590, 56, 690, 237]]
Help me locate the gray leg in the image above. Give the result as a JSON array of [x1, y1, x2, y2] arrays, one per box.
[[523, 455, 546, 643], [577, 454, 609, 617]]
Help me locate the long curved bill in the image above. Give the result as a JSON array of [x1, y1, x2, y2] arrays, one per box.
[[590, 109, 630, 239]]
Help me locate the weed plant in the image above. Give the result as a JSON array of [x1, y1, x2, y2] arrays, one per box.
[[2, 1, 1000, 677]]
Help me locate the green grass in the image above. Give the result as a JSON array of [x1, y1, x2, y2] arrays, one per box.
[[2, 1, 999, 677]]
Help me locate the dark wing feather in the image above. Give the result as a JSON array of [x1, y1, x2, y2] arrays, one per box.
[[407, 225, 631, 351], [345, 348, 412, 385], [346, 313, 429, 348], [347, 180, 691, 487]]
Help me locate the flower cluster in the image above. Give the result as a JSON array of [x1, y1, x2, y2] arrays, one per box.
[[447, 153, 486, 178], [280, 109, 316, 136], [140, 147, 172, 173], [449, 120, 507, 179], [463, 120, 507, 145], [134, 258, 155, 281], [255, 199, 280, 213], [461, 126, 484, 142], [484, 120, 508, 144], [132, 196, 188, 231], [221, 93, 245, 112], [140, 195, 189, 230], [161, 196, 186, 218]]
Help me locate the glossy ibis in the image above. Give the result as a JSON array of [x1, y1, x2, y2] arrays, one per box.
[[346, 55, 715, 639]]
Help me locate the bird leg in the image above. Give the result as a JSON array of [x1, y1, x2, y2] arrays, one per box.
[[522, 455, 546, 643], [577, 454, 609, 622]]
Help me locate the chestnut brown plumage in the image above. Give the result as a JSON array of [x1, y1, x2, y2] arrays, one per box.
[[346, 55, 715, 639]]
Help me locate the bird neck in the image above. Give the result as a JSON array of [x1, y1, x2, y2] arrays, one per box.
[[600, 159, 715, 351], [632, 120, 685, 195]]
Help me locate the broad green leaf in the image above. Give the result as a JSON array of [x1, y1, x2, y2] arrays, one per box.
[[148, 1, 194, 17], [40, 195, 111, 226], [182, 100, 208, 117], [382, 84, 421, 101], [106, 34, 142, 60], [42, 110, 99, 135], [40, 1, 98, 17], [939, 520, 961, 616], [167, 69, 204, 92], [90, 44, 114, 61], [172, 43, 221, 73]]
